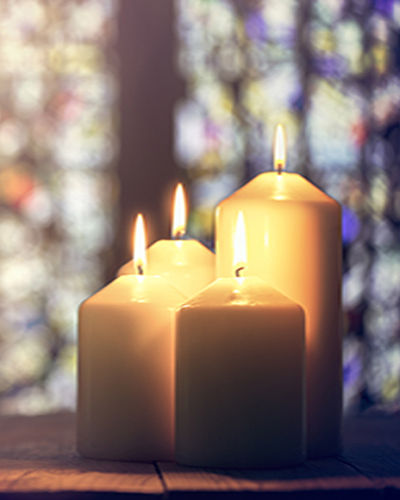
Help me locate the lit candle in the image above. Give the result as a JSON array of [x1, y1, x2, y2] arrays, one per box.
[[216, 125, 342, 458], [118, 183, 215, 297], [175, 213, 305, 468], [77, 214, 185, 461]]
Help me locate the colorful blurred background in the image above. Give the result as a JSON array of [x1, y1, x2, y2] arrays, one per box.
[[0, 0, 399, 415]]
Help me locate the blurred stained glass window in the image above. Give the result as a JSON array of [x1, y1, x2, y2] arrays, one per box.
[[175, 0, 400, 412], [0, 0, 118, 414]]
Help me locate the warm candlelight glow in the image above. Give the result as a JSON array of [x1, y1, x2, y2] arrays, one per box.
[[172, 183, 187, 239], [133, 213, 147, 275], [233, 211, 247, 277], [274, 124, 286, 174]]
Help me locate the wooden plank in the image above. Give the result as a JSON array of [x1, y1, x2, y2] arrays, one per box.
[[159, 413, 400, 499], [341, 412, 400, 494], [0, 411, 399, 498], [0, 413, 164, 498], [158, 459, 378, 499]]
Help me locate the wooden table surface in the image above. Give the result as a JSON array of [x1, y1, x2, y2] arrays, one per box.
[[0, 411, 399, 498]]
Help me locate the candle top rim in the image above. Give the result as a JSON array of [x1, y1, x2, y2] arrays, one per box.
[[178, 276, 305, 313], [147, 239, 214, 255], [116, 240, 215, 277], [218, 171, 340, 207], [81, 274, 186, 307]]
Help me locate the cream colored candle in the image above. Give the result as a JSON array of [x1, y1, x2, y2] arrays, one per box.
[[216, 125, 342, 458], [77, 215, 185, 461], [118, 184, 215, 297], [175, 213, 305, 468]]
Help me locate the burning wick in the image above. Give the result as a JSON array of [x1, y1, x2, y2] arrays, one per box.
[[233, 211, 246, 278], [235, 266, 245, 278], [173, 229, 185, 240], [172, 183, 187, 240], [133, 213, 147, 276], [274, 124, 286, 175]]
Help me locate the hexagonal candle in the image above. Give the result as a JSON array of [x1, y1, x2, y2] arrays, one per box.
[[118, 183, 215, 298], [77, 214, 185, 461], [175, 213, 305, 468], [216, 125, 342, 458]]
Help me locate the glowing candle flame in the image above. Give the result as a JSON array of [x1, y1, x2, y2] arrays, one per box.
[[172, 183, 187, 239], [274, 124, 286, 174], [233, 211, 247, 277], [133, 213, 147, 275]]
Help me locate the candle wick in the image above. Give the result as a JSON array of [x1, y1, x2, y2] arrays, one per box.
[[173, 230, 184, 240], [137, 264, 144, 275], [277, 162, 283, 175], [235, 266, 245, 278]]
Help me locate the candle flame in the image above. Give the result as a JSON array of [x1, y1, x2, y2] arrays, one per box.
[[172, 183, 187, 239], [233, 211, 247, 277], [274, 124, 286, 173], [133, 213, 147, 275]]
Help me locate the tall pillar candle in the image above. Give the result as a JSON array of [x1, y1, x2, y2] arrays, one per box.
[[216, 126, 342, 457], [176, 213, 306, 468], [77, 215, 185, 460], [118, 184, 215, 297]]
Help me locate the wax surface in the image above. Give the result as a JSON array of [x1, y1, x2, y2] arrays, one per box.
[[77, 275, 185, 461], [216, 172, 342, 458], [176, 277, 305, 468], [118, 240, 215, 297]]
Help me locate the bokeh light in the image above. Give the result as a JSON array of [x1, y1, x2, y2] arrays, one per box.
[[175, 0, 400, 413], [0, 0, 118, 414]]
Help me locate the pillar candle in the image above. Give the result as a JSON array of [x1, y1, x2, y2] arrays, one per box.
[[77, 215, 185, 461], [215, 125, 342, 458], [175, 213, 306, 468], [118, 184, 215, 297]]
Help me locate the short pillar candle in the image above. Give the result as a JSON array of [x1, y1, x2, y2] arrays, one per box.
[[175, 213, 306, 468], [77, 215, 185, 461]]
